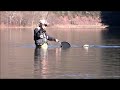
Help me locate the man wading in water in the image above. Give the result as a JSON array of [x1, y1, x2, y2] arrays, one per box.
[[34, 19, 59, 48]]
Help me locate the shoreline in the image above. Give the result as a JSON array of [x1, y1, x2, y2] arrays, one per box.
[[49, 24, 108, 28], [0, 24, 108, 29]]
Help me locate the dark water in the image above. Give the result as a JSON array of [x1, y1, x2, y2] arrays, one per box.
[[0, 28, 120, 79]]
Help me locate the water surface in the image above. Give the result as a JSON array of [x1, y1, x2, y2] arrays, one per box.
[[0, 28, 120, 79]]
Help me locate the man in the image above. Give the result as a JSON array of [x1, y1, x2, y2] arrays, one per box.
[[34, 19, 59, 48]]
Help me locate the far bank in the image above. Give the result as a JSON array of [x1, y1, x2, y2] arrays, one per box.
[[0, 24, 107, 29]]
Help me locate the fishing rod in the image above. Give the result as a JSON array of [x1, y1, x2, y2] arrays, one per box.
[[45, 12, 71, 48]]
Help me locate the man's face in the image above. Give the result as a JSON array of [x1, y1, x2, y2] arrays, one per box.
[[42, 24, 47, 29]]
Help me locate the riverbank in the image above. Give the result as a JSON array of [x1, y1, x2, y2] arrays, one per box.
[[0, 24, 108, 29], [49, 24, 108, 28]]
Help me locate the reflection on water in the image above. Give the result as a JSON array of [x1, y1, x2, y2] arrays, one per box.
[[0, 28, 120, 79], [34, 47, 62, 79], [34, 47, 48, 78]]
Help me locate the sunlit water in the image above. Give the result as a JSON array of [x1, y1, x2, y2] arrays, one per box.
[[0, 28, 120, 79]]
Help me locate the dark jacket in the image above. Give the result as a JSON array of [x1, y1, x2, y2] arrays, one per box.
[[34, 27, 56, 46]]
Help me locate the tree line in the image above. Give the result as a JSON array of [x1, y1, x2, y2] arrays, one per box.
[[0, 11, 101, 27], [1, 11, 120, 27]]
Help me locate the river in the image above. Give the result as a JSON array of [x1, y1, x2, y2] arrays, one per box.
[[0, 27, 120, 79]]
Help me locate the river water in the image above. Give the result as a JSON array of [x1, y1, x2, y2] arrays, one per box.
[[0, 27, 120, 79]]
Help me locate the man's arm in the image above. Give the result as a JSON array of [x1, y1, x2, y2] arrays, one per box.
[[45, 33, 59, 42], [47, 35, 56, 41]]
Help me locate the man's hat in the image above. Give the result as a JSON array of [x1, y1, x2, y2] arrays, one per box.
[[39, 19, 49, 25]]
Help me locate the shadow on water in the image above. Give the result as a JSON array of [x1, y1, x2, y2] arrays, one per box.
[[101, 28, 120, 45], [100, 27, 120, 78], [100, 47, 120, 78]]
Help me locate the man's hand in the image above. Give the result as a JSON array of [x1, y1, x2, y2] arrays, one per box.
[[55, 39, 59, 42]]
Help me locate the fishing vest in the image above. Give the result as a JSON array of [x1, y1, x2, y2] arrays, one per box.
[[36, 27, 48, 45]]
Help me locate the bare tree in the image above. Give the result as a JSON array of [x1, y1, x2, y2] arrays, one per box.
[[0, 11, 101, 27]]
